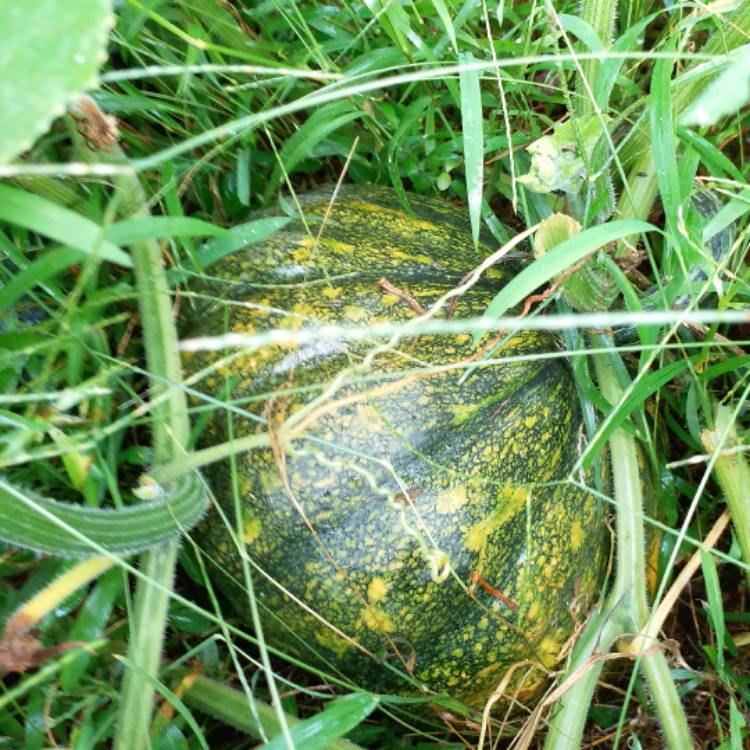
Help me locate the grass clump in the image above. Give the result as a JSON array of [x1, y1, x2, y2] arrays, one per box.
[[2, 1, 750, 748]]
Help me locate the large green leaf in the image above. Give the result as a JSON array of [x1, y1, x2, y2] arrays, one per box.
[[0, 0, 113, 163]]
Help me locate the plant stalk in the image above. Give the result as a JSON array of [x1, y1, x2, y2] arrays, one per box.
[[105, 145, 191, 750], [542, 607, 623, 748], [545, 342, 692, 749], [576, 0, 618, 117], [639, 650, 694, 750], [702, 403, 750, 587]]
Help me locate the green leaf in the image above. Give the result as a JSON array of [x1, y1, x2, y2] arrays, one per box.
[[677, 127, 745, 183], [0, 248, 85, 311], [730, 698, 746, 750], [60, 566, 122, 690], [700, 548, 725, 673], [265, 102, 364, 200], [237, 149, 251, 206], [582, 358, 691, 470], [682, 44, 750, 127], [459, 52, 483, 249], [600, 255, 657, 361], [166, 217, 292, 284], [650, 47, 684, 248], [105, 216, 229, 245], [478, 219, 654, 340], [432, 0, 458, 54], [702, 188, 750, 244], [260, 693, 379, 750], [0, 184, 131, 267], [366, 0, 414, 54], [558, 14, 603, 52], [0, 0, 113, 163]]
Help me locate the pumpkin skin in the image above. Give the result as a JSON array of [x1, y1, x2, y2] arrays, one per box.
[[187, 184, 609, 702]]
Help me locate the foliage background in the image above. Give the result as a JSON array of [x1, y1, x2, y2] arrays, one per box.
[[1, 0, 750, 748]]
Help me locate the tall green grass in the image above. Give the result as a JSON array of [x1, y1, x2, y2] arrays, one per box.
[[2, 1, 750, 748]]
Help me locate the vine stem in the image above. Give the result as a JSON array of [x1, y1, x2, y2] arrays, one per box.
[[107, 148, 191, 750], [575, 0, 618, 117], [101, 138, 292, 748], [702, 403, 750, 587], [544, 340, 693, 750]]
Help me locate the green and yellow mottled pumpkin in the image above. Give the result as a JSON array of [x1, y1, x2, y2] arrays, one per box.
[[186, 184, 609, 702]]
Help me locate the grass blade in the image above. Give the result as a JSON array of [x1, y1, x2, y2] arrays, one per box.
[[650, 48, 683, 244], [259, 693, 379, 750], [582, 358, 691, 470], [0, 184, 131, 267], [166, 217, 293, 284], [0, 248, 84, 310], [480, 219, 654, 331], [115, 654, 210, 750], [700, 548, 725, 673], [682, 44, 750, 127], [106, 216, 229, 245], [459, 52, 484, 249], [432, 0, 458, 54], [60, 566, 122, 690], [702, 188, 750, 243], [180, 673, 365, 749]]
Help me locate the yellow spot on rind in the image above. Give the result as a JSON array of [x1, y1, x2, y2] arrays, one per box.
[[367, 576, 390, 602], [436, 485, 469, 515]]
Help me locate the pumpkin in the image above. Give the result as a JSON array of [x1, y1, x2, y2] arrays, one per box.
[[186, 184, 609, 702]]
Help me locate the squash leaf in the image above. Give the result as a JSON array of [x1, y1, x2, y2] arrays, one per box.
[[0, 0, 113, 164], [517, 116, 609, 195]]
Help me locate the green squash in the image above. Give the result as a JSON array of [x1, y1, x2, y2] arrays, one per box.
[[186, 184, 609, 702]]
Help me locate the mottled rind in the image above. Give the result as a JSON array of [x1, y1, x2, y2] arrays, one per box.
[[186, 185, 609, 701]]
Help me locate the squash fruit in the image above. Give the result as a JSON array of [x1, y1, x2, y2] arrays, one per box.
[[186, 185, 609, 702]]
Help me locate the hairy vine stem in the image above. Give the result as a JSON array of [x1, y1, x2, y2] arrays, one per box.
[[544, 340, 693, 750], [106, 142, 192, 750]]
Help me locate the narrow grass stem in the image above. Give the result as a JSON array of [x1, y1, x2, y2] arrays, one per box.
[[702, 404, 750, 588]]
